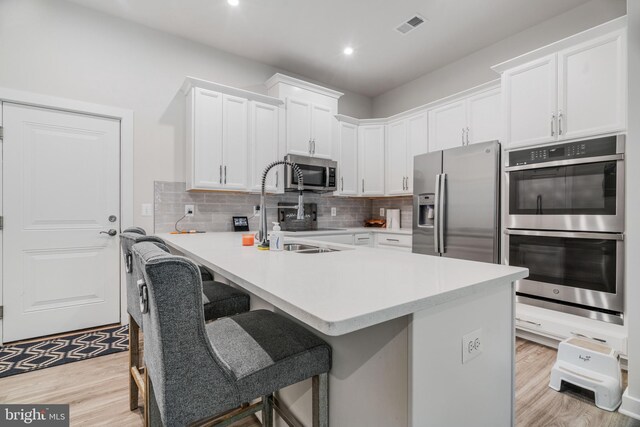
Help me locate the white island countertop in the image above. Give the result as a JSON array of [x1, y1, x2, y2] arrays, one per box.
[[159, 232, 528, 336]]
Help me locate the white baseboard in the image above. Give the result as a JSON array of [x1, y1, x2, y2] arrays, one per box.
[[619, 388, 640, 420]]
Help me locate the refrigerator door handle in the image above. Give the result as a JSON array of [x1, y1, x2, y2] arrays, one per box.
[[434, 174, 441, 253], [439, 173, 447, 253]]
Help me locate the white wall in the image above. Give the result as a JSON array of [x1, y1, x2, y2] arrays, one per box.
[[372, 0, 626, 117], [620, 0, 640, 420], [0, 0, 372, 231]]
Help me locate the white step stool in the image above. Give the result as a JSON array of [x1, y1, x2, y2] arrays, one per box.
[[549, 337, 622, 411]]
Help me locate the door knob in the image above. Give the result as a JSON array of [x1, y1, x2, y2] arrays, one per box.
[[100, 229, 118, 236]]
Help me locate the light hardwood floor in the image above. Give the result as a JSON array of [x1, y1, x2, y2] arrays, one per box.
[[1, 338, 639, 426]]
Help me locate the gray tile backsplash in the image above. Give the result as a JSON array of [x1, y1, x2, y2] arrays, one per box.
[[370, 197, 413, 229], [154, 182, 375, 233]]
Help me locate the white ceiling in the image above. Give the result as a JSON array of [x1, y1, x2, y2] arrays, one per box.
[[64, 0, 591, 97]]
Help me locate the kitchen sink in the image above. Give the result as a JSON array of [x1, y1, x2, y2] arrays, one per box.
[[283, 243, 340, 254]]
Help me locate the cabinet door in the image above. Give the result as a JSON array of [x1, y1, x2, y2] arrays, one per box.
[[222, 94, 248, 190], [558, 30, 626, 140], [311, 104, 333, 159], [386, 120, 408, 195], [428, 100, 467, 152], [406, 112, 428, 193], [467, 88, 501, 144], [359, 125, 385, 196], [286, 97, 312, 156], [249, 101, 280, 192], [191, 88, 224, 190], [337, 121, 358, 195], [503, 54, 557, 148]]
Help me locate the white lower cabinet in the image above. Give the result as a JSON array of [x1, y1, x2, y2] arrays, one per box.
[[515, 303, 627, 355], [354, 233, 373, 247], [375, 233, 412, 252], [305, 234, 355, 245]]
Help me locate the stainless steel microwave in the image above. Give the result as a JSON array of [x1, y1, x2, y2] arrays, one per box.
[[284, 154, 337, 192]]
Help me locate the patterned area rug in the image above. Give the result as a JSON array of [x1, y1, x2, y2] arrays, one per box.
[[0, 325, 129, 378]]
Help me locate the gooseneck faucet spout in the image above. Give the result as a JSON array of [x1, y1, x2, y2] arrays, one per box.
[[258, 160, 304, 248]]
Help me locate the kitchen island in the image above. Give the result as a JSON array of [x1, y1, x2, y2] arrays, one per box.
[[160, 232, 528, 426]]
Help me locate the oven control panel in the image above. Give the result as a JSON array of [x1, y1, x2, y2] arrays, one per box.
[[508, 135, 619, 166]]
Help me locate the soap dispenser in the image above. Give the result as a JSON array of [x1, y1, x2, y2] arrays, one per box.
[[269, 222, 283, 251]]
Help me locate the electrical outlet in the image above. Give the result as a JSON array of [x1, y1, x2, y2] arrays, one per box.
[[253, 205, 260, 216], [462, 328, 483, 364], [141, 203, 153, 217], [185, 205, 195, 217], [331, 207, 337, 217], [380, 208, 385, 216]]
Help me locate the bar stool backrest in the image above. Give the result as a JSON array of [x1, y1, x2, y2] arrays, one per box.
[[131, 242, 238, 426], [120, 230, 169, 327]]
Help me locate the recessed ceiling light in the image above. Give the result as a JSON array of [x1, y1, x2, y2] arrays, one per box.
[[227, 0, 239, 6], [343, 47, 354, 56]]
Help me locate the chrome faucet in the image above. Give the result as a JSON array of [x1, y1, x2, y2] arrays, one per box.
[[258, 160, 304, 248]]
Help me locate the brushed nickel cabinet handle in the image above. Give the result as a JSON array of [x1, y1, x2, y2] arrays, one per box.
[[461, 128, 465, 146], [362, 179, 364, 193], [219, 165, 223, 184], [466, 127, 470, 145], [558, 111, 563, 135], [341, 176, 344, 192], [551, 114, 556, 137], [275, 171, 279, 188], [224, 166, 227, 184]]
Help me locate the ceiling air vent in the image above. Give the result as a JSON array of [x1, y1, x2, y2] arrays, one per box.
[[396, 15, 425, 35]]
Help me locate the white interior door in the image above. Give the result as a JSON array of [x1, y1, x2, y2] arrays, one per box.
[[3, 103, 121, 342]]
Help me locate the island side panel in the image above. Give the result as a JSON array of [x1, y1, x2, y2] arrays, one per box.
[[409, 282, 515, 427], [246, 293, 410, 427]]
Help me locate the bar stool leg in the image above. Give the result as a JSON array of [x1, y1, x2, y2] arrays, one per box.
[[144, 369, 150, 427], [129, 315, 140, 411], [262, 394, 274, 427], [312, 373, 329, 427]]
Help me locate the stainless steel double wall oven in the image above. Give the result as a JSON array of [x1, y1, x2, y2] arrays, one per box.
[[504, 135, 625, 324]]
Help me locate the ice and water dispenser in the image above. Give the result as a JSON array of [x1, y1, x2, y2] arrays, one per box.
[[417, 194, 435, 228]]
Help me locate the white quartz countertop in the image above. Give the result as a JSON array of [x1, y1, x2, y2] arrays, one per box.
[[159, 232, 528, 336], [282, 227, 411, 236]]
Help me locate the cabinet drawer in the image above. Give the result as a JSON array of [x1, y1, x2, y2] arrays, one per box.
[[354, 233, 372, 246], [377, 234, 412, 247], [515, 304, 627, 355]]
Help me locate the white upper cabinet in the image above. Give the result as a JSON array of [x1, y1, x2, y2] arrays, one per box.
[[386, 120, 408, 195], [501, 27, 626, 149], [467, 88, 501, 144], [385, 112, 427, 195], [503, 55, 558, 148], [249, 101, 280, 193], [183, 77, 283, 192], [311, 104, 333, 159], [359, 124, 385, 196], [428, 88, 500, 152], [428, 100, 467, 152], [558, 30, 626, 140], [406, 112, 428, 193], [285, 97, 313, 156], [221, 95, 249, 190], [336, 120, 359, 196], [188, 87, 224, 190], [267, 74, 343, 159]]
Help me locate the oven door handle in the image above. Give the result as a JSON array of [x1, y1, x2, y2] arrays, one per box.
[[504, 229, 624, 240], [505, 154, 624, 172]]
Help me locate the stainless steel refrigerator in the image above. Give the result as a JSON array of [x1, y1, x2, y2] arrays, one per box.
[[412, 140, 500, 263]]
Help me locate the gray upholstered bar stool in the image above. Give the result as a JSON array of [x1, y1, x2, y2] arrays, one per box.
[[131, 242, 331, 427], [120, 228, 250, 415]]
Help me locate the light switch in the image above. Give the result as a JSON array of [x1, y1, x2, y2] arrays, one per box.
[[141, 203, 153, 217], [380, 208, 385, 216], [331, 207, 337, 217]]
